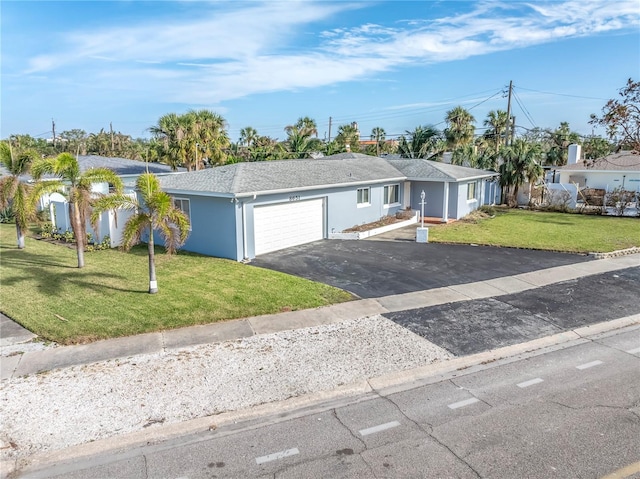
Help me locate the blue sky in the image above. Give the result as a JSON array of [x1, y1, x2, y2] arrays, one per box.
[[2, 0, 639, 144]]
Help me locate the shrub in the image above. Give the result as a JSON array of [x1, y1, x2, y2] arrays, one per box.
[[0, 206, 15, 224]]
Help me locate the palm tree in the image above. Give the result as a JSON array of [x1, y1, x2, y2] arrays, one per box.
[[370, 127, 386, 156], [499, 139, 543, 206], [484, 110, 509, 153], [91, 173, 190, 294], [239, 126, 259, 148], [398, 126, 442, 159], [445, 106, 476, 150], [335, 123, 360, 152], [286, 117, 318, 138], [32, 153, 124, 268], [0, 142, 56, 249]]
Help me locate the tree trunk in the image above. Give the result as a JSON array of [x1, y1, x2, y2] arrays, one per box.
[[147, 225, 158, 294], [16, 223, 25, 249], [70, 202, 85, 268]]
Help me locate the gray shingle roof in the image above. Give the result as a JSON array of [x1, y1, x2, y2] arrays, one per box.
[[158, 153, 406, 196], [386, 159, 496, 181], [75, 156, 177, 176], [560, 151, 640, 172]]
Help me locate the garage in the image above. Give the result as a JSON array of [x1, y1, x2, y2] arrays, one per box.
[[253, 198, 325, 255]]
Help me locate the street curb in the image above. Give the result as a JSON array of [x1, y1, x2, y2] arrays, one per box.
[[10, 314, 640, 478], [589, 246, 640, 259]]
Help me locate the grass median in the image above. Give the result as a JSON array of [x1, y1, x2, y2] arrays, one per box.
[[0, 224, 353, 344], [428, 208, 639, 253]]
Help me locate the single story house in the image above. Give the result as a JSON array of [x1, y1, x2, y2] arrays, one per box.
[[158, 153, 497, 261], [556, 148, 640, 192]]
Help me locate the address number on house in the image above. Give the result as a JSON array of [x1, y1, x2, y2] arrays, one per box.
[[289, 195, 301, 201]]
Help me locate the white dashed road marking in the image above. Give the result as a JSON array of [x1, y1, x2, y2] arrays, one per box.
[[626, 347, 640, 355], [576, 360, 604, 370], [517, 378, 544, 388], [255, 448, 300, 465], [448, 397, 480, 409], [359, 421, 401, 436]]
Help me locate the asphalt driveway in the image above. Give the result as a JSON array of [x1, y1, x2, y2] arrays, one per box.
[[250, 239, 594, 299]]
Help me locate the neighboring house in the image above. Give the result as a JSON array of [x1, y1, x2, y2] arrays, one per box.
[[556, 147, 640, 191], [38, 156, 180, 247], [158, 153, 496, 261], [543, 145, 640, 210]]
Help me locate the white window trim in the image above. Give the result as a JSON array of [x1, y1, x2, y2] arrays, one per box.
[[357, 187, 371, 208], [467, 182, 477, 203], [383, 184, 401, 208], [173, 197, 192, 230]]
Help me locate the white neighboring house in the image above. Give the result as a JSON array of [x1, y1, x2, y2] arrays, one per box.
[[37, 156, 181, 247], [546, 145, 640, 212], [557, 146, 640, 192]]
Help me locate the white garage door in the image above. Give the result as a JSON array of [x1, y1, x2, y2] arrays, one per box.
[[254, 198, 324, 255]]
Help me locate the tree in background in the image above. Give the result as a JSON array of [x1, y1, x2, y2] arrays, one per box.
[[590, 78, 640, 152], [370, 127, 386, 156], [32, 153, 124, 268], [0, 142, 59, 248], [483, 110, 509, 153], [91, 173, 190, 294], [544, 122, 581, 166], [445, 106, 476, 151], [583, 136, 613, 160], [150, 110, 229, 170], [335, 123, 361, 153], [398, 125, 441, 159], [499, 139, 544, 206]]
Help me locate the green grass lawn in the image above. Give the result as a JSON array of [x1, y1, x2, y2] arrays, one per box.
[[0, 224, 352, 344], [428, 208, 639, 253]]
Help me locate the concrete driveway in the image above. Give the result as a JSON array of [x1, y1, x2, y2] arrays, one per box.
[[250, 238, 594, 299]]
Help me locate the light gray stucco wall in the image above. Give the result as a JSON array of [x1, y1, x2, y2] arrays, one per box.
[[410, 181, 445, 218], [163, 194, 241, 261]]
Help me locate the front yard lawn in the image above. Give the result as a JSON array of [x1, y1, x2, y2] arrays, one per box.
[[0, 224, 353, 344], [428, 208, 639, 253]]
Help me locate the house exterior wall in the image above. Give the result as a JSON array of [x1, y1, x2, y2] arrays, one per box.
[[558, 170, 640, 192], [171, 194, 242, 261], [241, 181, 407, 259], [409, 181, 444, 217], [455, 180, 481, 219]]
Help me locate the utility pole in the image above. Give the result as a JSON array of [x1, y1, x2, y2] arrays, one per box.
[[510, 115, 516, 145], [505, 80, 513, 147], [52, 119, 56, 149], [328, 116, 332, 143]]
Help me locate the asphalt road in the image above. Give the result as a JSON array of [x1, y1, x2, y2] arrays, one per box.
[[27, 326, 640, 479], [385, 266, 640, 355], [251, 240, 593, 298]]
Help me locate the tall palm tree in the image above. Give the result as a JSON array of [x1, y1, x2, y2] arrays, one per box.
[[335, 123, 360, 152], [286, 117, 318, 138], [499, 139, 543, 206], [370, 127, 386, 156], [91, 173, 190, 294], [32, 153, 124, 268], [0, 142, 56, 249], [398, 126, 442, 159], [239, 126, 259, 148], [484, 110, 509, 153], [445, 106, 476, 150]]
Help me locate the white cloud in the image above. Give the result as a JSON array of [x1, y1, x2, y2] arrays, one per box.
[[21, 0, 640, 106]]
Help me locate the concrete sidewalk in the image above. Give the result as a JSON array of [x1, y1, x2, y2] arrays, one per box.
[[2, 253, 638, 380]]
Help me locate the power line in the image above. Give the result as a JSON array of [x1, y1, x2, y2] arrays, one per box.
[[515, 86, 608, 101], [512, 89, 536, 128]]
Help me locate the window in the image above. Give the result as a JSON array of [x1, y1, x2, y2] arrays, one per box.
[[467, 182, 477, 201], [357, 187, 370, 206], [173, 198, 192, 229], [383, 184, 400, 206]]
